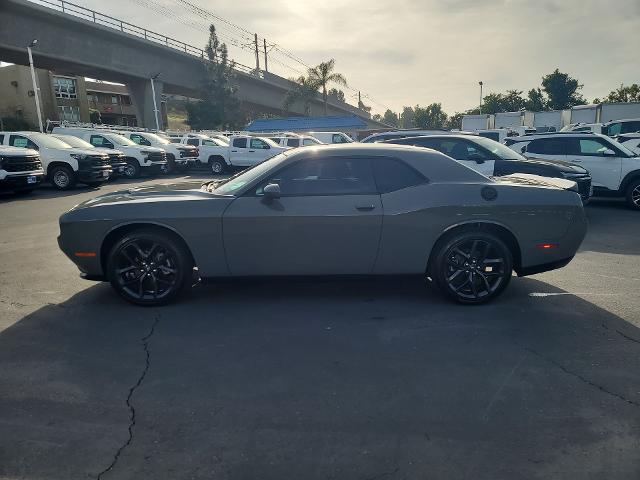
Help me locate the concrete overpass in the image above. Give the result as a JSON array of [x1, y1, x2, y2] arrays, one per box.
[[0, 0, 383, 129]]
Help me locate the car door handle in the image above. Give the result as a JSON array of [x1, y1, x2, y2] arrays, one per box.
[[355, 204, 376, 211], [249, 150, 256, 153], [231, 150, 238, 152]]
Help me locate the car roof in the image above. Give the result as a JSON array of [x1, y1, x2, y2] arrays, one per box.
[[508, 132, 600, 141]]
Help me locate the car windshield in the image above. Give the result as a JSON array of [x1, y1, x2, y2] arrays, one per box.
[[205, 152, 289, 195], [28, 133, 74, 149], [472, 136, 526, 160], [53, 135, 94, 149], [107, 134, 137, 146], [141, 133, 170, 145]]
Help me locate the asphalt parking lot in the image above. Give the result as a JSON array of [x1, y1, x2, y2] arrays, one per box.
[[1, 176, 639, 480]]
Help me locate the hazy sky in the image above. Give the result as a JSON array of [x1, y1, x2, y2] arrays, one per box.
[[74, 0, 639, 115]]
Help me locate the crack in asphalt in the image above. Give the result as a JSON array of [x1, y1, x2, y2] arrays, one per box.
[[520, 345, 639, 408], [96, 315, 160, 480]]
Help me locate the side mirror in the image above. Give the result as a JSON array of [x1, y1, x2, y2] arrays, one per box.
[[602, 148, 616, 156], [263, 183, 281, 199], [520, 145, 527, 153], [105, 143, 114, 149]]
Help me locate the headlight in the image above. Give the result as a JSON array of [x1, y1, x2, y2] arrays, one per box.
[[70, 153, 89, 161]]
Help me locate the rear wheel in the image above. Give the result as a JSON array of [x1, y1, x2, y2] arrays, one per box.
[[123, 159, 140, 179], [625, 178, 640, 210], [165, 154, 177, 174], [209, 157, 226, 174], [50, 165, 76, 190], [106, 229, 193, 306], [431, 231, 513, 304]]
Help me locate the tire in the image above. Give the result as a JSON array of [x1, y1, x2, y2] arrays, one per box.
[[430, 230, 513, 305], [106, 229, 193, 306], [123, 159, 141, 179], [209, 157, 227, 174], [50, 165, 76, 190], [625, 178, 640, 210], [165, 154, 177, 174]]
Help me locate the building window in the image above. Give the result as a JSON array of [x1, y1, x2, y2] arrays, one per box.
[[53, 77, 77, 99], [58, 105, 80, 122]]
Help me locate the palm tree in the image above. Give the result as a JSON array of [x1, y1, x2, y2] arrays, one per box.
[[283, 76, 319, 116], [308, 59, 347, 115]]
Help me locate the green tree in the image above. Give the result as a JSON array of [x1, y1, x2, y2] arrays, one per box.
[[327, 88, 345, 102], [186, 25, 239, 130], [284, 76, 320, 116], [541, 69, 585, 110], [382, 109, 399, 127], [525, 88, 547, 111], [400, 106, 414, 129], [481, 93, 506, 115], [89, 109, 102, 124], [307, 59, 347, 115], [447, 112, 464, 130], [503, 89, 526, 111], [605, 83, 640, 103], [372, 113, 382, 122], [413, 103, 448, 129]]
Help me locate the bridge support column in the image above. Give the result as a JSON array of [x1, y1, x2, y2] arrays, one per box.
[[128, 78, 165, 130]]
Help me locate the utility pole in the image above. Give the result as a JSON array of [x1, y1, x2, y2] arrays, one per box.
[[263, 38, 268, 73], [27, 39, 43, 133], [150, 73, 161, 131], [479, 81, 483, 115], [254, 33, 260, 75]]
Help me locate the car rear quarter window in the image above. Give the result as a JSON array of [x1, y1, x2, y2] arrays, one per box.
[[526, 138, 567, 155], [187, 139, 199, 146], [373, 157, 426, 193]]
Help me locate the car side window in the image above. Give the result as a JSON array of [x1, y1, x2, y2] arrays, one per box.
[[622, 121, 640, 134], [258, 157, 376, 196], [131, 134, 151, 146], [303, 138, 318, 146], [373, 157, 426, 193], [286, 138, 299, 147], [9, 135, 38, 150], [332, 134, 349, 143], [250, 138, 269, 149], [569, 138, 615, 156], [187, 139, 199, 146], [0, 134, 4, 144], [202, 139, 217, 146], [89, 135, 113, 148], [232, 138, 247, 148], [526, 138, 567, 155], [436, 139, 489, 160]]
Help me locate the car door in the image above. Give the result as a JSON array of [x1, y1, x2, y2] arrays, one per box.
[[230, 137, 249, 166], [429, 138, 496, 176], [222, 156, 383, 275], [565, 137, 622, 190], [248, 138, 273, 164]]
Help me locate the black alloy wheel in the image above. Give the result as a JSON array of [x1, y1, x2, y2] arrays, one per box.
[[107, 230, 192, 306], [626, 178, 640, 210], [432, 232, 513, 304]]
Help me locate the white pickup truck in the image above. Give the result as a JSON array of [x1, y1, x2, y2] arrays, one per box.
[[175, 134, 286, 174], [122, 131, 199, 173], [51, 127, 167, 179], [0, 131, 111, 190], [0, 145, 44, 194]]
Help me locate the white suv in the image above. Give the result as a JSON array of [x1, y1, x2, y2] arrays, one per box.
[[123, 132, 199, 172], [505, 133, 640, 209]]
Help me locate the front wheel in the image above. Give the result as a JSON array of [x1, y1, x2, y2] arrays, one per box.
[[50, 165, 76, 190], [431, 231, 513, 304], [106, 229, 193, 306], [625, 179, 640, 210], [123, 159, 140, 179], [209, 157, 227, 174]]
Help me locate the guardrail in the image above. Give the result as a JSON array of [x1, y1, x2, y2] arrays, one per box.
[[28, 0, 257, 75]]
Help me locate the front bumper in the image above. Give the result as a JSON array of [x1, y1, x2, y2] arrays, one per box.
[[77, 167, 112, 183], [0, 172, 44, 190]]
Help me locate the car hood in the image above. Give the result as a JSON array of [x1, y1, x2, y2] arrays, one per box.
[[493, 173, 578, 192], [94, 147, 125, 155], [68, 147, 106, 156], [67, 181, 227, 212], [503, 157, 587, 174], [121, 145, 165, 153]]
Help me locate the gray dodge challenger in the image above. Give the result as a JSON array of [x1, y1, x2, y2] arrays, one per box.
[[58, 144, 587, 305]]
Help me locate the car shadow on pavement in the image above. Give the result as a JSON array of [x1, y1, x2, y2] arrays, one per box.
[[0, 277, 639, 480], [582, 202, 640, 256]]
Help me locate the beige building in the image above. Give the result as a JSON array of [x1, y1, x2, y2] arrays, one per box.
[[0, 64, 138, 128]]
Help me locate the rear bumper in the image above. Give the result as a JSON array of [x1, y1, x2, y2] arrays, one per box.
[[518, 256, 574, 276], [0, 172, 44, 190]]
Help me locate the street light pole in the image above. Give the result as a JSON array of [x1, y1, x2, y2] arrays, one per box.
[[479, 81, 483, 115], [150, 73, 161, 131], [27, 39, 44, 133]]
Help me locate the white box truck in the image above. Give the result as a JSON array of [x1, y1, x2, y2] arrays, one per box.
[[599, 102, 640, 123], [495, 111, 534, 129], [461, 114, 492, 131], [570, 104, 599, 124], [533, 110, 563, 132]]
